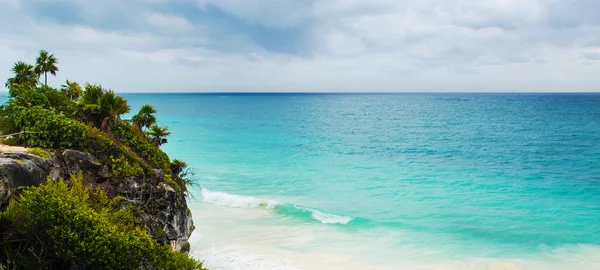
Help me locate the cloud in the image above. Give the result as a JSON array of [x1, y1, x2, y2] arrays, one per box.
[[0, 0, 600, 92], [582, 52, 600, 61], [144, 12, 195, 32]]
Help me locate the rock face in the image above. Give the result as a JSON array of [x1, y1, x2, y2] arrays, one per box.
[[0, 149, 194, 252], [0, 152, 55, 205]]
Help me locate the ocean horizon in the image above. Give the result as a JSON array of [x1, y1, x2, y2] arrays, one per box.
[[123, 93, 599, 269]]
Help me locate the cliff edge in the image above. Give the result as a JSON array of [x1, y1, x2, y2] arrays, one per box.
[[0, 149, 194, 252]]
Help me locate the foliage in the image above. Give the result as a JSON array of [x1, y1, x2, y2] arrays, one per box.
[[34, 49, 59, 86], [26, 148, 48, 159], [80, 83, 131, 130], [0, 174, 204, 269], [111, 121, 171, 173], [7, 105, 152, 178], [132, 104, 157, 131], [169, 159, 198, 196], [5, 61, 37, 89], [147, 124, 171, 147], [60, 80, 83, 100], [170, 159, 187, 176], [109, 155, 144, 178], [4, 84, 76, 115]]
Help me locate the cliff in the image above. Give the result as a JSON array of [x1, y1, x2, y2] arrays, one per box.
[[0, 149, 194, 252]]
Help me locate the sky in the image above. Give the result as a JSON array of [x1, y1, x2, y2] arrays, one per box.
[[1, 0, 600, 92]]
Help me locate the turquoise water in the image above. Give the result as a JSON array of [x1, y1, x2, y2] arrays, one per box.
[[127, 93, 600, 269]]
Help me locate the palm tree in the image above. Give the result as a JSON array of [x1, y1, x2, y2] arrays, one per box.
[[132, 104, 157, 130], [99, 90, 130, 131], [81, 83, 104, 105], [5, 61, 37, 88], [61, 80, 83, 100], [170, 159, 187, 176], [80, 84, 130, 130], [34, 50, 59, 86], [147, 125, 170, 147]]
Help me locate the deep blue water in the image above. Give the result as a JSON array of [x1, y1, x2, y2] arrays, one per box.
[[124, 93, 600, 268]]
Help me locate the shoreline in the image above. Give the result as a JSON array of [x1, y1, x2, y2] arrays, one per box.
[[188, 191, 600, 270]]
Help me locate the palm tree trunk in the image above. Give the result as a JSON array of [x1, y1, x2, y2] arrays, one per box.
[[44, 72, 47, 86]]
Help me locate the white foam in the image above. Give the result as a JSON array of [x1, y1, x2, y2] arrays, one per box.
[[307, 208, 354, 224], [201, 188, 279, 209]]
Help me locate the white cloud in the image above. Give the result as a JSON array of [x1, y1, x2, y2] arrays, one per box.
[[0, 0, 600, 92], [145, 12, 194, 31]]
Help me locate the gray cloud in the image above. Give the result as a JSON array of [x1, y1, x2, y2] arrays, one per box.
[[0, 0, 599, 92], [582, 52, 600, 61]]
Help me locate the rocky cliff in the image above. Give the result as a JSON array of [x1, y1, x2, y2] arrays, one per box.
[[0, 149, 194, 252]]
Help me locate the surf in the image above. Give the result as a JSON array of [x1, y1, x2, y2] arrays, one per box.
[[201, 188, 354, 225]]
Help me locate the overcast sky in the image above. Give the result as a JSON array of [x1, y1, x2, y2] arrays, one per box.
[[1, 0, 600, 92]]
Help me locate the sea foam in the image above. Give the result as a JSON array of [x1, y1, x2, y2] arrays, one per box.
[[201, 188, 354, 225], [201, 188, 279, 209]]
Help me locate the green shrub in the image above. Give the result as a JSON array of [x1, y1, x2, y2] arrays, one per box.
[[110, 155, 144, 178], [26, 147, 48, 159], [111, 121, 170, 172], [0, 174, 203, 270], [8, 105, 154, 178]]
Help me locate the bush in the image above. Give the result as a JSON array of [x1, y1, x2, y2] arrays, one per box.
[[111, 121, 170, 172], [0, 174, 204, 270], [8, 105, 153, 178], [26, 147, 49, 159]]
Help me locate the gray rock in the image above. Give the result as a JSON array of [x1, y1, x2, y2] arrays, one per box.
[[61, 149, 104, 177], [0, 149, 195, 253], [0, 152, 53, 205]]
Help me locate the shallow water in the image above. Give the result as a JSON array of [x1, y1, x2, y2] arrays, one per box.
[[122, 93, 600, 269]]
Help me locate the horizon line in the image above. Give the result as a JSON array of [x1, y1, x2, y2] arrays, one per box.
[[115, 91, 600, 94]]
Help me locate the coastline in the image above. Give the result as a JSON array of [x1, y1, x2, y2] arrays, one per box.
[[187, 189, 600, 270]]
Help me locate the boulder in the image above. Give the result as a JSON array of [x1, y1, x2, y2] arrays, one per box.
[[0, 152, 53, 205], [61, 149, 109, 179], [0, 149, 195, 253]]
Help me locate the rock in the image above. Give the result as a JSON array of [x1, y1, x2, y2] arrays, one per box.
[[61, 150, 105, 178], [122, 180, 194, 252], [0, 152, 53, 205], [0, 149, 195, 254]]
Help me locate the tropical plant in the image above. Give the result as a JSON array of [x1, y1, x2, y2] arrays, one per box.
[[147, 125, 170, 146], [132, 104, 157, 130], [99, 91, 130, 131], [80, 84, 130, 131], [170, 159, 188, 176], [5, 61, 37, 89], [34, 50, 59, 86], [60, 80, 83, 100]]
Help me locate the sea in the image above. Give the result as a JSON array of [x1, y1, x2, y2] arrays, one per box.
[[30, 93, 600, 269]]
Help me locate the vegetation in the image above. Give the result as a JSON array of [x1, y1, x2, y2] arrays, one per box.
[[147, 124, 171, 147], [0, 175, 202, 269], [0, 51, 202, 269], [60, 80, 83, 100], [34, 50, 59, 86], [26, 148, 48, 159], [133, 104, 157, 131], [5, 61, 37, 89]]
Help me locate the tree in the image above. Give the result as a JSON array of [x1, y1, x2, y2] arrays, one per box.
[[99, 91, 130, 131], [60, 80, 83, 100], [5, 61, 37, 89], [147, 125, 170, 146], [34, 50, 59, 86], [80, 84, 130, 131], [132, 104, 157, 131], [170, 159, 187, 176]]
